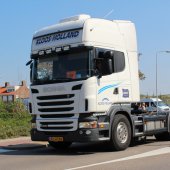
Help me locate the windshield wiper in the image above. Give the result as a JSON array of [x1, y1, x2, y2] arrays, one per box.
[[53, 77, 72, 81], [33, 77, 88, 85]]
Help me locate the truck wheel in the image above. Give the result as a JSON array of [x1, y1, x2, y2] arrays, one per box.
[[48, 141, 72, 149], [109, 114, 131, 151], [155, 132, 170, 141]]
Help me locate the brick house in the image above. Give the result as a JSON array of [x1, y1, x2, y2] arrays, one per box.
[[0, 81, 29, 102]]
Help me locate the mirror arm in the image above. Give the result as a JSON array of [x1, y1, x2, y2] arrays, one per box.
[[26, 60, 33, 66]]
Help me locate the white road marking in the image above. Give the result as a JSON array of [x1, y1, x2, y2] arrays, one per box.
[[65, 147, 170, 170], [0, 148, 15, 153]]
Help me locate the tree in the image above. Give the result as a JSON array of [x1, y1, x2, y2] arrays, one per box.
[[139, 70, 146, 80], [138, 53, 146, 80]]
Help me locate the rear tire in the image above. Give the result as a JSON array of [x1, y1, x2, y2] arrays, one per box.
[[48, 141, 72, 149], [109, 114, 131, 151]]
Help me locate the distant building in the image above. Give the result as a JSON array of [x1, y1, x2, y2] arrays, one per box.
[[0, 81, 29, 102]]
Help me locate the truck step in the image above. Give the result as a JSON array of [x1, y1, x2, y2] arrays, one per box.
[[98, 137, 110, 141], [135, 132, 144, 136], [134, 120, 143, 126]]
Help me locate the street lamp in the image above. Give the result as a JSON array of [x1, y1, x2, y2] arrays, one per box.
[[156, 51, 170, 113]]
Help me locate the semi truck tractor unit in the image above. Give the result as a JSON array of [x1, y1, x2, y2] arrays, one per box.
[[27, 14, 170, 151]]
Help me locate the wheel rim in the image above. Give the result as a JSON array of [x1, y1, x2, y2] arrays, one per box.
[[116, 122, 128, 144]]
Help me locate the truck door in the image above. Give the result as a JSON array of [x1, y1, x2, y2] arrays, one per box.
[[95, 49, 119, 112]]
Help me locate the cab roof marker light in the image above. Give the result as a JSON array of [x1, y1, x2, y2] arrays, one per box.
[[52, 47, 56, 51], [78, 44, 85, 47], [63, 45, 70, 51], [32, 51, 38, 55], [39, 50, 45, 55], [71, 44, 79, 48], [56, 47, 62, 52], [46, 49, 52, 54]]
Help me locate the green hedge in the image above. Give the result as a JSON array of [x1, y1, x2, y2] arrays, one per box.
[[0, 100, 31, 139]]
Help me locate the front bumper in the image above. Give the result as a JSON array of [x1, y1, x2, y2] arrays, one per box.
[[31, 128, 100, 142]]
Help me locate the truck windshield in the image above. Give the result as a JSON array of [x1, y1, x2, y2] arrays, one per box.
[[32, 49, 92, 84]]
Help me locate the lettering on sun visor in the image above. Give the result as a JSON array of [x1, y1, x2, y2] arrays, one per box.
[[35, 30, 80, 45]]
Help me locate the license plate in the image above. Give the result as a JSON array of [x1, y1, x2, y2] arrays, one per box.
[[49, 137, 64, 142]]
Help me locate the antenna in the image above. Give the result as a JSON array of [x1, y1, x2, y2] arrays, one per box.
[[103, 9, 114, 19], [90, 9, 114, 32]]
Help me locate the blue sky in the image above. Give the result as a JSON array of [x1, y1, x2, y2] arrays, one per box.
[[0, 0, 170, 95]]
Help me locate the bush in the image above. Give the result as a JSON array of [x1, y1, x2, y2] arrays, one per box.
[[0, 99, 6, 113], [0, 100, 31, 139]]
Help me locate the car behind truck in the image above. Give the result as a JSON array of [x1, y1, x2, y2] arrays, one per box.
[[27, 14, 170, 151]]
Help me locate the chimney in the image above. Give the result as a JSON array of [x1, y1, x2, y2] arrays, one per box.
[[5, 82, 10, 87], [21, 80, 26, 86]]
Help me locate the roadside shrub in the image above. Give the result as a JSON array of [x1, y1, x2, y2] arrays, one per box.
[[0, 99, 6, 113], [0, 100, 31, 139]]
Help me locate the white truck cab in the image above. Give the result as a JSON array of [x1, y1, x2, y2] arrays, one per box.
[[28, 14, 170, 151]]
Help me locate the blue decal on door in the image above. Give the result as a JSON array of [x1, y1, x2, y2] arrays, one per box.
[[98, 83, 121, 94]]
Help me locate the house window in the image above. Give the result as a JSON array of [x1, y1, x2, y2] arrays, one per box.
[[2, 96, 7, 102], [7, 88, 14, 92], [2, 95, 14, 102], [8, 95, 13, 101]]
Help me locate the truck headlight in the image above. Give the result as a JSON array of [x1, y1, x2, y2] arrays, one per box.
[[79, 121, 97, 129]]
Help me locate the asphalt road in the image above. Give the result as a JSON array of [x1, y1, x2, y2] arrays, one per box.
[[0, 138, 170, 170]]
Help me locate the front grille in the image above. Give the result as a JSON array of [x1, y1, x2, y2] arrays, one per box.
[[41, 122, 73, 125], [40, 114, 75, 118], [37, 101, 74, 106], [37, 94, 74, 100], [36, 93, 78, 131], [37, 94, 75, 113], [40, 121, 73, 130], [38, 107, 74, 112], [37, 118, 78, 132], [41, 127, 73, 130]]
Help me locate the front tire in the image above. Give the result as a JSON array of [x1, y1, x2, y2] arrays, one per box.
[[109, 114, 131, 151]]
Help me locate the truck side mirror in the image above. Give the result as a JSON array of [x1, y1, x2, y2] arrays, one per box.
[[107, 58, 113, 74], [94, 58, 103, 79], [104, 51, 114, 74], [30, 63, 33, 83], [94, 50, 114, 78]]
